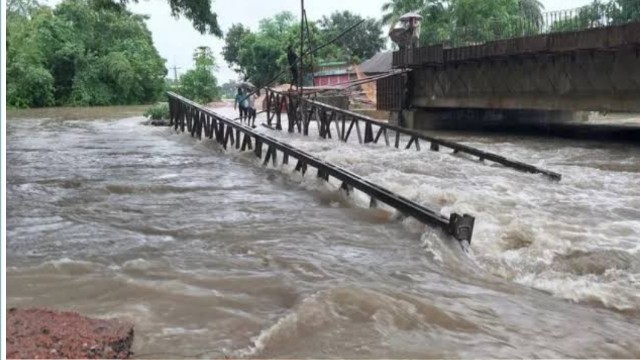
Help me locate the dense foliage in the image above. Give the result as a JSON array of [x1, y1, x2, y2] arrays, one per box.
[[175, 46, 222, 104], [381, 0, 544, 45], [144, 102, 170, 120], [381, 0, 640, 46], [317, 11, 385, 62], [222, 11, 385, 87], [7, 0, 167, 108]]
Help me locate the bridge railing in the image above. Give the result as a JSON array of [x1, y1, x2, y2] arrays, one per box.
[[440, 0, 639, 47], [167, 91, 476, 244], [264, 88, 562, 181], [394, 0, 640, 67]]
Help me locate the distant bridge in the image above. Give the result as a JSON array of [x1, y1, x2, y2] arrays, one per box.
[[378, 21, 640, 119]]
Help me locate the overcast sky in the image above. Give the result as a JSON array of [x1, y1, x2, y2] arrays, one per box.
[[49, 0, 593, 83]]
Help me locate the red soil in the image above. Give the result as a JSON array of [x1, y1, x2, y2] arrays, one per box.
[[6, 308, 134, 359]]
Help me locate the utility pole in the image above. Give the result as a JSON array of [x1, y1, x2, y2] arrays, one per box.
[[170, 65, 181, 83], [299, 0, 305, 96]]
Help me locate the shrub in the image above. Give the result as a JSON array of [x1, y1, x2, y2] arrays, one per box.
[[144, 102, 169, 120]]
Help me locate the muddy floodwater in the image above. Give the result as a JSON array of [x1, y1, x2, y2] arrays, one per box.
[[6, 107, 640, 358]]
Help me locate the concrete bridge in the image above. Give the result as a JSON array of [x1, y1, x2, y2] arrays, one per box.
[[378, 21, 640, 129]]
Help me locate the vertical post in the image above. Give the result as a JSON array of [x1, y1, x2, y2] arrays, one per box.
[[303, 10, 314, 87], [266, 92, 271, 126], [299, 0, 305, 96]]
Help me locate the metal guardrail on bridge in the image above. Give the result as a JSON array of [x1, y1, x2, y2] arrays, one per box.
[[167, 92, 476, 244], [393, 21, 640, 68], [264, 88, 562, 181], [419, 0, 640, 50]]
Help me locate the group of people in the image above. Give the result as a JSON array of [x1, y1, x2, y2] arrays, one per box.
[[234, 88, 259, 128]]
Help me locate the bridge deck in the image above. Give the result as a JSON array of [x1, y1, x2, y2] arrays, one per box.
[[167, 92, 475, 244]]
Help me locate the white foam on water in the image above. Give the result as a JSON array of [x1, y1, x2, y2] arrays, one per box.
[[161, 327, 208, 336], [207, 110, 640, 311], [232, 290, 333, 358], [8, 258, 108, 276], [516, 270, 640, 311]]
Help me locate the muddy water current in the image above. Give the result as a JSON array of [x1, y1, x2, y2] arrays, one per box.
[[6, 107, 640, 358]]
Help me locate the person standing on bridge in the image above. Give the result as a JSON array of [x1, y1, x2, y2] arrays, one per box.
[[234, 88, 248, 122], [246, 89, 259, 128]]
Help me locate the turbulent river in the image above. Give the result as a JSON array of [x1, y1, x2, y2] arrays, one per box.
[[6, 107, 640, 358]]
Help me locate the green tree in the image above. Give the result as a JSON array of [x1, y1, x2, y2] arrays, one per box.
[[177, 46, 221, 103], [222, 24, 251, 73], [609, 0, 640, 23], [380, 0, 544, 45], [317, 11, 385, 62], [449, 0, 529, 43], [116, 0, 222, 36], [7, 0, 167, 107], [223, 12, 300, 86], [237, 33, 287, 86], [223, 11, 378, 87], [7, 5, 59, 107]]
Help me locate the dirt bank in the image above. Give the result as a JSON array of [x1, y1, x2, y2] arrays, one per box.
[[7, 308, 134, 359]]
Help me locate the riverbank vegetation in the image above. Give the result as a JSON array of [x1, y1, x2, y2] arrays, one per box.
[[143, 103, 170, 120], [7, 0, 167, 108], [7, 0, 224, 109]]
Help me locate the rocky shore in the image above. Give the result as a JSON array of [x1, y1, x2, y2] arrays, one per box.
[[6, 308, 134, 359]]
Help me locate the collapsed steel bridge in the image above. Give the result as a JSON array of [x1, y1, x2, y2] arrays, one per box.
[[167, 91, 475, 244], [264, 88, 562, 181]]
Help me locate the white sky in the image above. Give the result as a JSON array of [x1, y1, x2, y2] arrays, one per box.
[[48, 0, 593, 83]]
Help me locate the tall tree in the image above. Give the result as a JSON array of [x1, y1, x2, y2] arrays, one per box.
[[222, 24, 251, 72], [7, 0, 167, 107], [177, 46, 221, 103], [223, 12, 302, 86], [608, 0, 640, 24], [317, 11, 385, 62]]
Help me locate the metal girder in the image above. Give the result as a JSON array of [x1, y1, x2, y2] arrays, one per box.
[[264, 88, 561, 181], [168, 91, 475, 244]]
